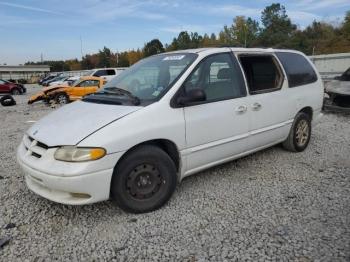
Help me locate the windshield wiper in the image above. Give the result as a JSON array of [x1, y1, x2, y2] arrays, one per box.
[[103, 87, 141, 105]]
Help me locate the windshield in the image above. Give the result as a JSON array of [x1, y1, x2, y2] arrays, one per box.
[[89, 53, 197, 104], [83, 70, 93, 76], [72, 78, 82, 86]]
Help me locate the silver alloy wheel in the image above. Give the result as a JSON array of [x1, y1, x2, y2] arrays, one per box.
[[57, 94, 68, 104], [295, 119, 309, 147]]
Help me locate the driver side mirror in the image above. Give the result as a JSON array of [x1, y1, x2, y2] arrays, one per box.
[[177, 88, 206, 106]]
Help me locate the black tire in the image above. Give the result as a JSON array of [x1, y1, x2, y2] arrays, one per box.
[[282, 112, 311, 152], [55, 93, 69, 104], [111, 145, 177, 213], [0, 95, 16, 107], [11, 88, 20, 95]]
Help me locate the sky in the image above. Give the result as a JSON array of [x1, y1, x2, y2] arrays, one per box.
[[0, 0, 349, 65]]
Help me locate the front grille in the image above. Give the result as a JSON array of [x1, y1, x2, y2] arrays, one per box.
[[37, 141, 49, 150], [23, 135, 49, 158], [31, 152, 42, 158]]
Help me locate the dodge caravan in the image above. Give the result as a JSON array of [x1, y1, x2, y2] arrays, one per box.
[[17, 48, 323, 213]]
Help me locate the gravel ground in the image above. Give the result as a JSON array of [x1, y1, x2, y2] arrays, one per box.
[[0, 85, 349, 261]]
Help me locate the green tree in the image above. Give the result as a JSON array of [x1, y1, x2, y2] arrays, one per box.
[[175, 31, 192, 49], [143, 39, 164, 57], [97, 46, 113, 67], [341, 11, 350, 41], [218, 16, 259, 47], [259, 3, 296, 47]]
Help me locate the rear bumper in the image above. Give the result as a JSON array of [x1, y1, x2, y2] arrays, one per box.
[[313, 112, 323, 127]]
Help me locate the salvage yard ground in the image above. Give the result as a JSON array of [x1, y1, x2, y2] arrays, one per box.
[[0, 85, 349, 261]]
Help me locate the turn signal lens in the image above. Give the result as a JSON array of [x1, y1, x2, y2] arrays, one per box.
[[54, 146, 106, 162]]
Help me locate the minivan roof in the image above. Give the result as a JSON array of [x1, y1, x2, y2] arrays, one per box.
[[164, 47, 304, 56]]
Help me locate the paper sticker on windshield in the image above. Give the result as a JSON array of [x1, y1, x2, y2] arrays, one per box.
[[163, 55, 185, 61], [152, 90, 160, 96]]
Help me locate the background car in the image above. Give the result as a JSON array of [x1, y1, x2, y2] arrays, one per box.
[[48, 76, 72, 86], [39, 73, 61, 85], [68, 68, 125, 83], [28, 76, 106, 104], [0, 79, 26, 95], [42, 75, 68, 86], [324, 67, 350, 110]]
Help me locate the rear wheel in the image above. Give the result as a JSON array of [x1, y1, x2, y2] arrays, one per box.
[[282, 112, 311, 152], [111, 145, 177, 213], [55, 93, 69, 104]]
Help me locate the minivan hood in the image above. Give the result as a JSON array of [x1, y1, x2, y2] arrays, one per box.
[[27, 101, 141, 146]]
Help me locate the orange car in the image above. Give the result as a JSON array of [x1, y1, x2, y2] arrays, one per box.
[[28, 76, 106, 104]]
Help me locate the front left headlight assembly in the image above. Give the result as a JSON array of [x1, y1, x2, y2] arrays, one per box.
[[54, 146, 106, 162]]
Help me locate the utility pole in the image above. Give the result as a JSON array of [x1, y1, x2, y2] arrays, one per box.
[[80, 36, 84, 60]]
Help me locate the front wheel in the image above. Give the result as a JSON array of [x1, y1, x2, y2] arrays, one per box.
[[111, 145, 177, 213], [11, 88, 20, 95], [282, 112, 312, 152], [55, 93, 69, 104]]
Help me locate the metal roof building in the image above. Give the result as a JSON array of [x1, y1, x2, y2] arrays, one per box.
[[309, 53, 350, 79], [0, 65, 50, 81]]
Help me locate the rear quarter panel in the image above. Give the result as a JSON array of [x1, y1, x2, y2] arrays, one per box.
[[276, 52, 324, 121]]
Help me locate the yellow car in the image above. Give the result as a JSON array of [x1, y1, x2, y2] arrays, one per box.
[[28, 76, 106, 104]]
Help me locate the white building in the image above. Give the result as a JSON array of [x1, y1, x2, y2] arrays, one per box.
[[0, 65, 50, 81], [309, 53, 350, 80]]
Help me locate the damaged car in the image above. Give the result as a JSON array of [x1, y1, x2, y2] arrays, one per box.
[[324, 67, 350, 112], [28, 76, 106, 104], [0, 79, 26, 95], [17, 48, 323, 213]]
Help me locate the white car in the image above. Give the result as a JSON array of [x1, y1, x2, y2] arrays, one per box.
[[17, 48, 323, 213], [69, 68, 126, 83], [48, 76, 71, 86]]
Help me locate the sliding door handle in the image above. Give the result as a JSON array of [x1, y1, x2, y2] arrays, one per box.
[[252, 102, 262, 111], [235, 105, 247, 113]]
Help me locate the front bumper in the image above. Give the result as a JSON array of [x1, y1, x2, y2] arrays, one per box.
[[28, 92, 47, 104], [18, 157, 113, 205], [17, 136, 123, 205]]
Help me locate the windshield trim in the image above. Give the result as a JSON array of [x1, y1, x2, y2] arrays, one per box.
[[89, 53, 198, 107]]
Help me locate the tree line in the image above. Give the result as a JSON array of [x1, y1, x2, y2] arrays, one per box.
[[26, 3, 350, 72]]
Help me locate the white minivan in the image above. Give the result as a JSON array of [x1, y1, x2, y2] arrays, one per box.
[[68, 68, 126, 83], [17, 48, 323, 213]]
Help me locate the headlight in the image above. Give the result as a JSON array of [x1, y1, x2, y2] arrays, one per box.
[[54, 146, 106, 162]]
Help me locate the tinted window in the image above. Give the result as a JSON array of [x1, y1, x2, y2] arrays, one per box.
[[106, 69, 116, 75], [78, 80, 99, 87], [183, 53, 246, 101], [340, 67, 350, 81], [239, 55, 283, 94], [276, 52, 317, 87], [93, 70, 107, 77]]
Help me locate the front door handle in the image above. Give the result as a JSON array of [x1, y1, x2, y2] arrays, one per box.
[[252, 102, 262, 111], [235, 105, 247, 113]]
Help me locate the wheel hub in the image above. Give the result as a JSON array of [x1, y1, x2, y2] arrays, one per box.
[[295, 119, 309, 147], [126, 164, 162, 200], [58, 95, 67, 104]]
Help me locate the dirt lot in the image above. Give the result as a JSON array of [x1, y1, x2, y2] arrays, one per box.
[[0, 85, 349, 261]]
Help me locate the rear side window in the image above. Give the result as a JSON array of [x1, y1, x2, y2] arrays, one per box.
[[93, 70, 107, 77], [239, 55, 283, 94], [106, 69, 116, 75], [276, 52, 317, 87]]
